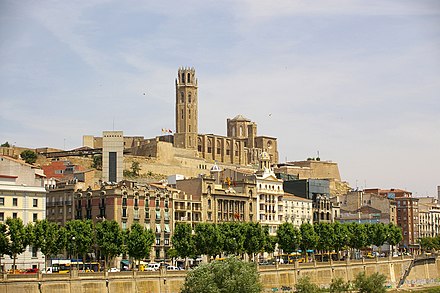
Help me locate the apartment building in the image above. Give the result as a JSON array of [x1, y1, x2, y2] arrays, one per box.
[[0, 155, 47, 271]]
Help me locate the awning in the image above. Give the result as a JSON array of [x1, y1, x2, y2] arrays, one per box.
[[121, 260, 130, 265]]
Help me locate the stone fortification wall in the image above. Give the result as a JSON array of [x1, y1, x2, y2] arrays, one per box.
[[2, 256, 438, 293]]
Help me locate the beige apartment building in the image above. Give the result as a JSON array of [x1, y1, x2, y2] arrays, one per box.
[[418, 196, 440, 238], [0, 155, 47, 271], [339, 190, 397, 224], [283, 194, 313, 228]]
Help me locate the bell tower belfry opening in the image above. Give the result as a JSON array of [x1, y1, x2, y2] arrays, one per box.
[[174, 67, 198, 149]]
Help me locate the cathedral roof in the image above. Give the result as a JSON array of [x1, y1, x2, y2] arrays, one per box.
[[230, 114, 251, 122]]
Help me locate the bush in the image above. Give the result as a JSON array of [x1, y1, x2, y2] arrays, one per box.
[[354, 272, 386, 293], [20, 150, 37, 164], [329, 277, 351, 292], [295, 275, 323, 293], [181, 257, 262, 293]]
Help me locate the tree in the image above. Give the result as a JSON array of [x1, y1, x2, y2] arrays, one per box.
[[95, 220, 124, 270], [347, 223, 368, 254], [243, 222, 266, 261], [315, 222, 335, 252], [277, 222, 301, 254], [1, 142, 10, 147], [92, 155, 102, 170], [0, 223, 9, 272], [300, 223, 318, 261], [181, 257, 262, 293], [219, 222, 245, 256], [354, 272, 386, 293], [333, 222, 349, 259], [20, 150, 37, 164], [6, 218, 30, 271], [65, 220, 94, 264], [32, 220, 66, 270], [386, 224, 403, 254], [370, 223, 387, 252], [172, 223, 195, 266], [194, 223, 222, 261], [126, 223, 154, 269], [131, 161, 141, 176]]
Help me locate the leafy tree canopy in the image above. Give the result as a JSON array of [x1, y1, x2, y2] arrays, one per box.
[[181, 257, 262, 293], [20, 150, 37, 164]]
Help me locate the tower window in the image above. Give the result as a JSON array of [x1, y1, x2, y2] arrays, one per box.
[[189, 125, 191, 132], [181, 109, 184, 119], [187, 73, 191, 83], [180, 92, 184, 103], [188, 94, 191, 103], [182, 73, 185, 83]]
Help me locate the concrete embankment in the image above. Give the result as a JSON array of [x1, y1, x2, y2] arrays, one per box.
[[1, 255, 438, 293]]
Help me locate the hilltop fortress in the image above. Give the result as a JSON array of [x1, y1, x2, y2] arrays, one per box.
[[83, 67, 279, 178]]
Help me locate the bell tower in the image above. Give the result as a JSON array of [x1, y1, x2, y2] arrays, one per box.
[[174, 67, 198, 149]]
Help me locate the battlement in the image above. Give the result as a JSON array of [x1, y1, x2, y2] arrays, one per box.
[[176, 66, 197, 86]]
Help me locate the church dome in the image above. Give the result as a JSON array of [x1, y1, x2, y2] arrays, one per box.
[[210, 163, 222, 173], [259, 151, 270, 161]]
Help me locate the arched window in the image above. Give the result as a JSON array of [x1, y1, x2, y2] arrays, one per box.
[[207, 139, 212, 153], [235, 143, 239, 156], [181, 109, 183, 119], [216, 140, 221, 154], [239, 126, 243, 136], [188, 93, 192, 103], [226, 141, 230, 155], [180, 92, 184, 103], [198, 138, 202, 152], [208, 199, 211, 209], [182, 73, 185, 83], [187, 73, 191, 83]]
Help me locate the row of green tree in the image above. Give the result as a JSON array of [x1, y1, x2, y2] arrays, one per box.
[[172, 222, 403, 261], [419, 236, 440, 251], [0, 218, 154, 271]]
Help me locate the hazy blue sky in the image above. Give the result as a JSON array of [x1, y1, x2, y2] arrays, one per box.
[[1, 0, 439, 196]]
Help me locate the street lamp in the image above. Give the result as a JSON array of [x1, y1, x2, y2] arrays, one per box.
[[71, 236, 75, 271]]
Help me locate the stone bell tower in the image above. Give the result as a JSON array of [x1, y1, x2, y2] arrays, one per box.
[[174, 67, 198, 150]]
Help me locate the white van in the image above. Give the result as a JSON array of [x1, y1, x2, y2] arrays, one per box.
[[146, 263, 160, 271]]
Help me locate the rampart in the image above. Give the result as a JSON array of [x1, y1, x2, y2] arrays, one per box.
[[1, 256, 438, 293]]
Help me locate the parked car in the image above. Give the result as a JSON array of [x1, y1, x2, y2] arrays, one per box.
[[166, 266, 180, 271], [108, 267, 120, 272]]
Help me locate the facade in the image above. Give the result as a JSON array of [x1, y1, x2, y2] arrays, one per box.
[[176, 166, 258, 224], [102, 131, 124, 183], [283, 194, 313, 228], [418, 197, 440, 238], [253, 152, 284, 235], [282, 179, 334, 223], [72, 181, 177, 262], [339, 190, 397, 225], [0, 155, 47, 271]]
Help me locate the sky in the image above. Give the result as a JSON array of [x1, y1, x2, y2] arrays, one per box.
[[1, 0, 439, 196]]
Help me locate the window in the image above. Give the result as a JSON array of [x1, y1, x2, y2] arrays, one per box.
[[32, 246, 38, 258], [0, 198, 4, 206], [33, 213, 38, 222], [0, 212, 4, 221], [180, 92, 184, 103], [156, 210, 161, 220], [164, 238, 169, 245], [122, 208, 127, 217], [122, 222, 127, 230], [13, 198, 18, 206], [164, 224, 170, 233], [122, 198, 127, 206], [156, 224, 161, 233], [33, 198, 38, 207], [134, 198, 138, 207], [13, 212, 17, 219], [155, 198, 160, 207], [156, 237, 160, 245], [145, 210, 150, 219]]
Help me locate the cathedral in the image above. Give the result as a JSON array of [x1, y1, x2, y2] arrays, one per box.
[[173, 67, 278, 166], [83, 67, 278, 169]]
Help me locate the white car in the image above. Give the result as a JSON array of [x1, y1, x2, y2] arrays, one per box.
[[166, 266, 180, 271], [108, 267, 120, 272]]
